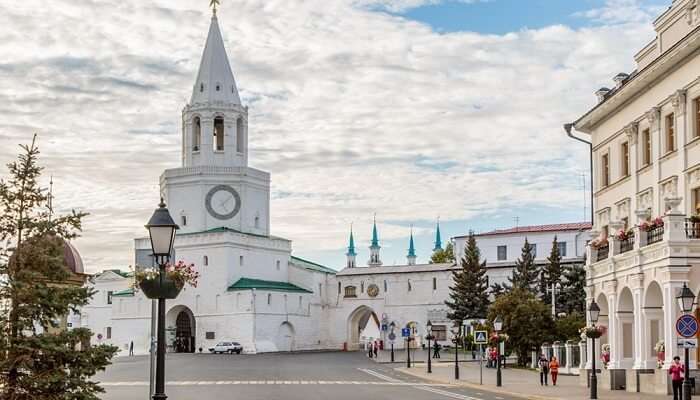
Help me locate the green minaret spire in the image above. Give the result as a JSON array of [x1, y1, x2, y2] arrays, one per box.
[[433, 218, 442, 251], [346, 225, 357, 256], [371, 215, 379, 248], [408, 228, 416, 258]]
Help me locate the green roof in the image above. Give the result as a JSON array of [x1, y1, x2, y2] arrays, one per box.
[[112, 288, 135, 297], [177, 226, 288, 241], [290, 256, 336, 274], [104, 269, 132, 278], [227, 277, 312, 293]]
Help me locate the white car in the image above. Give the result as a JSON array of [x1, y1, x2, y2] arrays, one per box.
[[209, 341, 243, 354]]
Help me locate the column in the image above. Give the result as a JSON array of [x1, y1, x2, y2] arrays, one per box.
[[646, 107, 661, 217], [607, 286, 621, 369], [672, 90, 688, 212], [565, 342, 573, 373], [580, 340, 588, 370], [631, 275, 646, 370], [663, 282, 682, 366]]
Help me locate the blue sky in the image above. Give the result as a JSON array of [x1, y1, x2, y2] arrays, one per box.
[[396, 0, 669, 34]]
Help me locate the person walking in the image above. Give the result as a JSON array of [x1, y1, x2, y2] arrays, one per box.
[[669, 356, 685, 400], [549, 356, 559, 386], [538, 354, 549, 386], [367, 341, 373, 358], [129, 340, 134, 356], [373, 340, 378, 358], [433, 341, 441, 359]]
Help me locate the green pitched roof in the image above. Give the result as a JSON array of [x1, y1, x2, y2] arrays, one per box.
[[104, 269, 132, 278], [291, 256, 336, 274], [112, 288, 135, 297], [227, 277, 312, 293], [177, 226, 288, 241]]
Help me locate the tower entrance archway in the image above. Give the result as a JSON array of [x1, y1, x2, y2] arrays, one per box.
[[347, 306, 380, 351], [167, 305, 196, 353]]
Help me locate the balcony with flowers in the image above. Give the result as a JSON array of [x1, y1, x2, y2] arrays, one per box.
[[587, 208, 700, 277]]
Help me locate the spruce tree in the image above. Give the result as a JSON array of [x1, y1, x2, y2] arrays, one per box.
[[559, 263, 586, 315], [539, 236, 563, 304], [508, 238, 539, 293], [0, 136, 118, 399], [445, 233, 490, 322]]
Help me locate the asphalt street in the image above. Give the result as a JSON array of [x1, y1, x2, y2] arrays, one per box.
[[97, 351, 521, 400]]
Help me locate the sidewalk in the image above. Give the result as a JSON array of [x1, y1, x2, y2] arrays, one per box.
[[396, 362, 668, 400], [372, 348, 481, 364]]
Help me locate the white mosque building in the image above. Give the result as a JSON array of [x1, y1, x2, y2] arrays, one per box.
[[80, 8, 590, 356]]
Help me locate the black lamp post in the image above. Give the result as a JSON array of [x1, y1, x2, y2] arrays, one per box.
[[426, 320, 433, 374], [146, 200, 179, 400], [494, 316, 503, 387], [406, 324, 412, 368], [452, 321, 461, 380], [588, 300, 600, 400], [389, 321, 395, 363], [677, 283, 696, 400]]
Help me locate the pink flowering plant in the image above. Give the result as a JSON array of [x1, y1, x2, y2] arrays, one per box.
[[134, 261, 200, 290], [639, 217, 664, 232], [615, 228, 634, 241], [589, 237, 608, 250]]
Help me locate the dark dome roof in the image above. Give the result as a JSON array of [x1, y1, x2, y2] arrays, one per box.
[[62, 239, 84, 275]]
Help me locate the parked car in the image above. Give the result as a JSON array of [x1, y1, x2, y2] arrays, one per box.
[[208, 341, 243, 354]]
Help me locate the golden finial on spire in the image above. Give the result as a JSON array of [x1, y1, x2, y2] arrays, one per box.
[[210, 0, 220, 15]]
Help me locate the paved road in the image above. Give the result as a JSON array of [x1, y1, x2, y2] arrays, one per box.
[[97, 351, 521, 400]]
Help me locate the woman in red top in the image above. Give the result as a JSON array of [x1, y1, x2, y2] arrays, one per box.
[[669, 356, 685, 400]]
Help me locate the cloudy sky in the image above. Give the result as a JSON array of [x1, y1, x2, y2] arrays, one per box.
[[0, 0, 669, 272]]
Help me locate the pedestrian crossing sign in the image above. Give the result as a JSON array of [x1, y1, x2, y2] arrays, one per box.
[[474, 330, 488, 344]]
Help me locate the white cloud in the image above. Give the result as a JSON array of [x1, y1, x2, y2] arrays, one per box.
[[0, 0, 658, 271]]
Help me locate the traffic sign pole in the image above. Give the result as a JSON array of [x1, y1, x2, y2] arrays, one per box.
[[479, 344, 483, 385]]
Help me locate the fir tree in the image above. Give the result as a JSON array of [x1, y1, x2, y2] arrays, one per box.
[[445, 233, 490, 322], [0, 135, 118, 399], [539, 236, 563, 304], [559, 263, 586, 315], [508, 238, 539, 293], [490, 282, 508, 298], [430, 241, 455, 264]]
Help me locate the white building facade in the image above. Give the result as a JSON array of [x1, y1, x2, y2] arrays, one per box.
[[570, 0, 700, 393]]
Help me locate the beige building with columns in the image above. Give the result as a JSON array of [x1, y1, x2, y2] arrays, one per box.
[[569, 0, 700, 394]]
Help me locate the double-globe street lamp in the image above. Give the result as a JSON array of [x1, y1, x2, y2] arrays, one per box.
[[677, 283, 696, 400], [145, 200, 179, 400], [588, 300, 601, 400], [426, 320, 433, 374], [452, 321, 461, 380], [493, 316, 503, 387]]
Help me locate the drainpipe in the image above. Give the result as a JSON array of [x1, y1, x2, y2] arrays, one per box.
[[564, 123, 594, 225], [251, 288, 256, 353]]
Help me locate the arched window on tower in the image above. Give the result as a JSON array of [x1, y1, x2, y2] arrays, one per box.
[[236, 118, 244, 153], [214, 117, 224, 151], [193, 117, 201, 151]]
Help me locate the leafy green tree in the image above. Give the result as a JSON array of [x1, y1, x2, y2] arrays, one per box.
[[559, 262, 586, 315], [445, 233, 490, 322], [430, 241, 455, 264], [539, 236, 563, 304], [0, 136, 118, 399], [554, 312, 586, 341], [487, 288, 554, 366], [508, 238, 539, 294]]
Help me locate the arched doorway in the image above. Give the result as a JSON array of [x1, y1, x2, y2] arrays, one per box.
[[275, 322, 295, 352], [644, 281, 664, 368], [347, 306, 379, 351], [617, 287, 634, 368], [167, 305, 195, 353]]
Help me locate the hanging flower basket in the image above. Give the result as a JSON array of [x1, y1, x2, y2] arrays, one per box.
[[134, 261, 199, 299], [138, 274, 182, 299], [579, 325, 607, 339]]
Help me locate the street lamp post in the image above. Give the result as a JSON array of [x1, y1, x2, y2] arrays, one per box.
[[677, 283, 696, 400], [548, 282, 562, 318], [452, 322, 461, 380], [588, 300, 601, 400], [406, 325, 412, 368], [494, 316, 503, 387], [426, 320, 433, 374], [145, 200, 179, 400], [389, 322, 395, 363]]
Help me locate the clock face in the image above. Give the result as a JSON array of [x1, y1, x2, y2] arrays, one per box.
[[205, 185, 241, 220], [367, 284, 379, 298]]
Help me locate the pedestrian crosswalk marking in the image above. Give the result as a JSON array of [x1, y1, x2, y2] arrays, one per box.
[[99, 380, 455, 387], [357, 368, 482, 400]]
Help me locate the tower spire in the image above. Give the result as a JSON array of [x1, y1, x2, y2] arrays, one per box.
[[368, 215, 382, 267], [433, 217, 442, 251], [407, 225, 417, 265], [210, 0, 220, 15], [346, 223, 357, 268]]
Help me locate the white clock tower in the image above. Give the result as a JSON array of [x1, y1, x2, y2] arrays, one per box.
[[161, 11, 270, 236]]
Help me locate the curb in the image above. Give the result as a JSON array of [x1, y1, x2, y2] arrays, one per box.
[[395, 367, 561, 400]]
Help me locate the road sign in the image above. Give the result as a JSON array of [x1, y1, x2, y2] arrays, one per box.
[[474, 330, 488, 344], [388, 332, 396, 341], [676, 314, 699, 338], [381, 324, 388, 332], [678, 338, 698, 349], [401, 328, 410, 337]]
